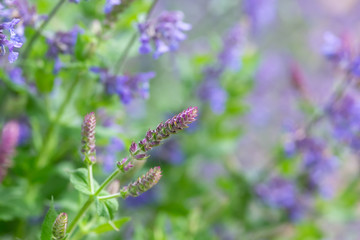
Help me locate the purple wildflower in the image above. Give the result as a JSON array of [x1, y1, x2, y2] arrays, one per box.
[[69, 0, 80, 3], [218, 25, 243, 71], [81, 112, 96, 165], [327, 95, 360, 152], [286, 131, 337, 197], [47, 27, 81, 73], [129, 107, 198, 160], [138, 11, 191, 58], [0, 18, 23, 63], [243, 0, 277, 33], [7, 67, 26, 86], [6, 0, 38, 27], [104, 0, 121, 14], [91, 67, 155, 105], [198, 67, 228, 114], [256, 177, 305, 221], [0, 121, 20, 182], [197, 25, 243, 114], [120, 167, 162, 198]]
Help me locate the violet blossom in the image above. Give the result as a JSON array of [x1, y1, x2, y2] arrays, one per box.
[[137, 11, 191, 58], [90, 67, 155, 105], [0, 18, 23, 63], [256, 176, 305, 221], [46, 27, 81, 73], [327, 95, 360, 152], [198, 25, 243, 114]]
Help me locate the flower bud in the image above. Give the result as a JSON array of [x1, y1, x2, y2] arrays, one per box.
[[120, 166, 162, 198], [81, 112, 96, 165], [52, 212, 68, 240]]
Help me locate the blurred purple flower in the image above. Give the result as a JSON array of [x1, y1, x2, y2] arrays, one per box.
[[104, 0, 121, 14], [243, 0, 277, 33], [7, 67, 26, 85], [256, 177, 305, 221], [0, 121, 20, 182], [328, 95, 360, 152], [69, 0, 80, 3], [198, 67, 228, 114], [0, 18, 23, 63], [47, 27, 81, 73], [218, 25, 243, 71], [7, 0, 38, 26], [138, 11, 191, 58], [286, 132, 337, 197], [91, 67, 155, 104]]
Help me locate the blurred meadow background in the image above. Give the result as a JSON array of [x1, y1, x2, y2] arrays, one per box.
[[2, 0, 360, 239]]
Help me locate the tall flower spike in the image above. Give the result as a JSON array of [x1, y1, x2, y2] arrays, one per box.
[[0, 121, 20, 182], [52, 213, 68, 240], [120, 167, 162, 198], [129, 107, 198, 160], [81, 112, 96, 165]]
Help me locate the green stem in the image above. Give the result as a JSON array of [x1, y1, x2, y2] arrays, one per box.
[[95, 169, 121, 195], [67, 169, 121, 236], [88, 165, 94, 194], [37, 75, 82, 169], [98, 193, 121, 200], [67, 196, 95, 237], [113, 0, 159, 74], [22, 0, 67, 59]]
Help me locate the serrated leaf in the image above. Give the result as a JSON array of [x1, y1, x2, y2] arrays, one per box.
[[40, 198, 58, 240], [70, 168, 91, 195], [95, 197, 119, 220], [90, 217, 131, 234]]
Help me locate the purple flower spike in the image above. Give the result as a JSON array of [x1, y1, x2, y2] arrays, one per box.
[[137, 11, 191, 58], [120, 166, 162, 198], [129, 107, 198, 160], [0, 121, 20, 182], [0, 18, 23, 63], [81, 112, 96, 165]]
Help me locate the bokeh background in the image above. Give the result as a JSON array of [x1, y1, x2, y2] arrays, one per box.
[[2, 0, 360, 239]]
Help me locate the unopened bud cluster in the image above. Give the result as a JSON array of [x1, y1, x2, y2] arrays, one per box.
[[52, 212, 68, 240], [120, 166, 162, 198], [129, 107, 198, 160], [81, 112, 96, 165]]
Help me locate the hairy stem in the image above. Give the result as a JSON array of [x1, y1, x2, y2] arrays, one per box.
[[67, 196, 94, 237], [22, 0, 67, 59], [98, 193, 121, 200], [114, 0, 159, 74], [88, 165, 94, 194], [67, 169, 121, 236]]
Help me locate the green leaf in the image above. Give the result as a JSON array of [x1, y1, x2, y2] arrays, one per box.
[[90, 217, 130, 234], [70, 168, 91, 195], [95, 197, 119, 220], [40, 198, 58, 240]]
